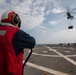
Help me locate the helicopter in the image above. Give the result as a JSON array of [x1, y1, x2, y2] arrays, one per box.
[[66, 7, 76, 20], [65, 7, 76, 29], [67, 11, 74, 20]]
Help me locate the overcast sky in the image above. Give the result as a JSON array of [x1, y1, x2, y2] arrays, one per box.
[[0, 0, 76, 44]]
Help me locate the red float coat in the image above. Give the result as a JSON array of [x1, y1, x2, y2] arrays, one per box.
[[0, 25, 24, 75]]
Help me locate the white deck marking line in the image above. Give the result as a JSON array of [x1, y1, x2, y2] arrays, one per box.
[[66, 55, 76, 57], [32, 52, 61, 57], [32, 52, 76, 57], [33, 48, 41, 50], [26, 62, 69, 75], [45, 46, 76, 66]]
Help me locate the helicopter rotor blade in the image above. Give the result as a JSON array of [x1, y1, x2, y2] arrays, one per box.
[[70, 11, 76, 14], [71, 8, 76, 11]]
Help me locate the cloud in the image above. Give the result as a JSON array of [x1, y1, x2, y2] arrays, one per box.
[[18, 0, 46, 30], [8, 0, 19, 5], [49, 21, 58, 26], [0, 0, 46, 31], [0, 0, 4, 4], [37, 25, 48, 33], [52, 8, 63, 14], [49, 19, 63, 26], [0, 0, 64, 31], [21, 13, 45, 30]]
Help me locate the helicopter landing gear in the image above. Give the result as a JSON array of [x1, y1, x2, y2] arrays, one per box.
[[67, 16, 74, 20]]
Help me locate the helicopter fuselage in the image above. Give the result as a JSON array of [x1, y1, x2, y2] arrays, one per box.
[[67, 12, 74, 20]]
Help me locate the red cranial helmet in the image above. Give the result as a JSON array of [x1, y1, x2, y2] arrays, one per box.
[[1, 11, 21, 28], [1, 11, 15, 23]]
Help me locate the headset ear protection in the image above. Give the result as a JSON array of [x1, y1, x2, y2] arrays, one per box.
[[12, 14, 21, 28]]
